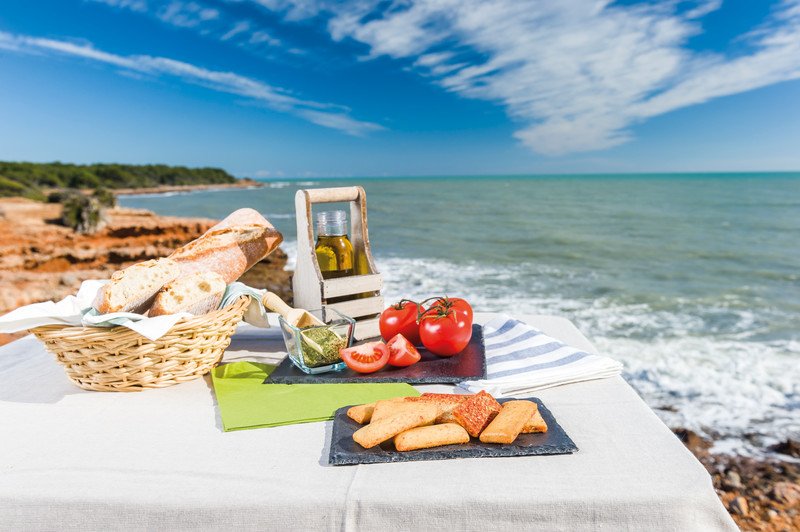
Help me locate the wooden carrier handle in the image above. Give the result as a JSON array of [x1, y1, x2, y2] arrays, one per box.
[[304, 186, 362, 204]]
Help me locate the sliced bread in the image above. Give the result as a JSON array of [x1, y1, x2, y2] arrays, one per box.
[[149, 271, 226, 316], [93, 258, 180, 314]]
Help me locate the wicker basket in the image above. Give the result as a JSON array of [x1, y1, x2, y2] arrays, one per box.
[[31, 296, 250, 392]]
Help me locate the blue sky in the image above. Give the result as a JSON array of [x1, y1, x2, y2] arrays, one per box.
[[1, 0, 799, 177]]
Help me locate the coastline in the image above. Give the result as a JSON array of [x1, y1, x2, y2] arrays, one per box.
[[113, 179, 263, 196], [40, 179, 264, 197]]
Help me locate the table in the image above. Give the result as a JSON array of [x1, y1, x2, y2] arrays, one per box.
[[0, 314, 736, 531]]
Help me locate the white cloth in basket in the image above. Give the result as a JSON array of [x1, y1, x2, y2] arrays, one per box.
[[0, 280, 268, 341]]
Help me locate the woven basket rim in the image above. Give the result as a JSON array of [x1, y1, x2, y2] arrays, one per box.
[[30, 295, 251, 336]]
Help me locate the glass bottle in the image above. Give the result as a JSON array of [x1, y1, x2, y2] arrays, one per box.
[[315, 210, 354, 280]]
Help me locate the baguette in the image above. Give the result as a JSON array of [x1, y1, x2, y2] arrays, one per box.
[[479, 400, 536, 444], [93, 258, 180, 314], [149, 271, 226, 316], [352, 404, 438, 449], [169, 224, 282, 283], [207, 208, 273, 233], [394, 423, 470, 452]]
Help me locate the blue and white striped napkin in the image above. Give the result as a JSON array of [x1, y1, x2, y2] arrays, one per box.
[[459, 314, 622, 398]]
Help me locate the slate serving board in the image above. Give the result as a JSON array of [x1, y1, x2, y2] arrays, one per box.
[[328, 397, 578, 466], [265, 324, 486, 385]]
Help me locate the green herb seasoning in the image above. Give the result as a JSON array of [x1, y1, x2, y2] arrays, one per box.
[[300, 326, 346, 367]]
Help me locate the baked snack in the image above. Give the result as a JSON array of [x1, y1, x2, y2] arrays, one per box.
[[93, 258, 180, 314], [521, 408, 548, 434], [371, 398, 427, 423], [394, 423, 470, 452], [169, 224, 282, 284], [452, 391, 502, 437], [149, 271, 226, 316], [479, 400, 536, 444], [407, 393, 470, 423], [347, 397, 406, 424], [353, 404, 438, 449]]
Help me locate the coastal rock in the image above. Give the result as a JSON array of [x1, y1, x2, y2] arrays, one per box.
[[672, 426, 800, 531], [0, 198, 292, 345], [772, 482, 800, 506], [724, 470, 744, 491], [769, 439, 800, 459], [729, 496, 749, 516], [672, 427, 712, 454]]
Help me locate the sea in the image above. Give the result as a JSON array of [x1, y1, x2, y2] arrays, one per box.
[[120, 174, 800, 457]]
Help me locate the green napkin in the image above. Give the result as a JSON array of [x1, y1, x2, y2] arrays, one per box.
[[211, 361, 420, 432]]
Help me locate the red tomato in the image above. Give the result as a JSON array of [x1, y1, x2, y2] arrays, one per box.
[[426, 297, 473, 324], [340, 342, 390, 373], [386, 334, 422, 367], [379, 300, 422, 345], [419, 297, 473, 357]]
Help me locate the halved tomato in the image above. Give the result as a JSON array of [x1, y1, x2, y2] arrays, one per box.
[[340, 342, 390, 374], [386, 334, 422, 367]]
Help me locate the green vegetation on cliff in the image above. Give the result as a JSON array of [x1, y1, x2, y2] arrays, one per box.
[[0, 161, 238, 200]]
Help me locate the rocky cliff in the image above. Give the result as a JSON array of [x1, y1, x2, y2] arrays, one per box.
[[0, 198, 291, 344]]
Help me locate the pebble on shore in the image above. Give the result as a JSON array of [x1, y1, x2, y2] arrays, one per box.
[[675, 428, 800, 531]]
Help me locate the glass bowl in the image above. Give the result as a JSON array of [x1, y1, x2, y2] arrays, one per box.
[[278, 308, 355, 374]]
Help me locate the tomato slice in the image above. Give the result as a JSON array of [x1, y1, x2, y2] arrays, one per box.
[[386, 334, 422, 367], [340, 341, 390, 374]]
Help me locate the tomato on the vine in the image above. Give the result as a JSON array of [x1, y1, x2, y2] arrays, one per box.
[[426, 297, 473, 324], [379, 300, 422, 345], [419, 297, 473, 357], [339, 342, 390, 373]]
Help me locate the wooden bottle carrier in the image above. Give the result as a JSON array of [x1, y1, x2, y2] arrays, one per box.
[[293, 186, 383, 341]]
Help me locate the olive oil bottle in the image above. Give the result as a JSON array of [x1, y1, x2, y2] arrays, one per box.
[[315, 210, 354, 281]]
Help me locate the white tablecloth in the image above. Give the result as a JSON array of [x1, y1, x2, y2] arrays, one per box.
[[0, 314, 736, 531]]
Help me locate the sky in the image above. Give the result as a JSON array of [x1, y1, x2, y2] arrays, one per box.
[[1, 0, 800, 177]]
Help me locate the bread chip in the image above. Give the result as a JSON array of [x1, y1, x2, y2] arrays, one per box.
[[394, 423, 470, 451], [479, 400, 536, 444], [452, 391, 501, 438], [521, 408, 548, 434], [404, 393, 469, 423], [353, 404, 438, 449]]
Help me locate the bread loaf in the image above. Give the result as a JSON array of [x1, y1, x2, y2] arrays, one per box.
[[207, 208, 273, 233], [93, 258, 180, 314], [149, 271, 226, 316], [169, 224, 282, 283]]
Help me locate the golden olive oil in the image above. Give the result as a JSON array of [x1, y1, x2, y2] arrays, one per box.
[[315, 234, 354, 279]]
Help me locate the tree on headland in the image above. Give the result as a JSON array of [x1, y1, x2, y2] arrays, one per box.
[[0, 161, 238, 200]]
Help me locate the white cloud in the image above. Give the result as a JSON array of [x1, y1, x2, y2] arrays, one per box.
[[249, 30, 281, 46], [158, 1, 219, 28], [86, 0, 149, 13], [0, 30, 382, 136], [221, 20, 251, 40], [251, 0, 800, 156]]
